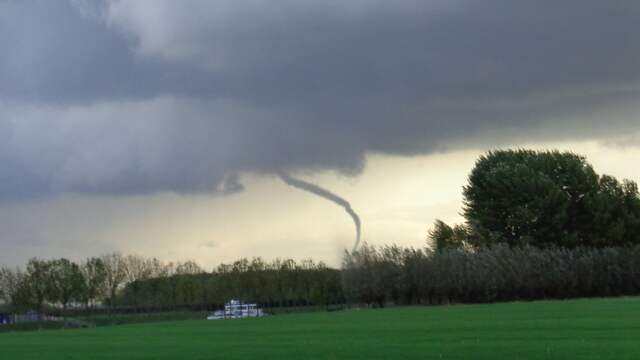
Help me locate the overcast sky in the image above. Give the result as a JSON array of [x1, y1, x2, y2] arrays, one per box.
[[1, 0, 639, 268]]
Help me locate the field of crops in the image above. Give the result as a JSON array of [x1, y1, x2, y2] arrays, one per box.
[[1, 298, 639, 359]]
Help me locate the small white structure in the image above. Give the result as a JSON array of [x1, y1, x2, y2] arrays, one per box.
[[207, 299, 265, 320]]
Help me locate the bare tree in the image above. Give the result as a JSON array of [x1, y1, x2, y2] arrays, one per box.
[[175, 260, 204, 306], [122, 254, 154, 309], [175, 260, 203, 275], [80, 257, 107, 309], [148, 257, 169, 279], [101, 253, 127, 309], [122, 254, 154, 283]]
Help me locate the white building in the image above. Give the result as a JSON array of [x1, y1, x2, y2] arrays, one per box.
[[207, 299, 265, 320]]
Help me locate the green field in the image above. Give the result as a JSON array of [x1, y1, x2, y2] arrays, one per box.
[[1, 298, 639, 359]]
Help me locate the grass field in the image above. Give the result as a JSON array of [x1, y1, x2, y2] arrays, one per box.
[[1, 298, 639, 359]]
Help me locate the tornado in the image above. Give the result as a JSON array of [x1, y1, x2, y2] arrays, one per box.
[[277, 171, 361, 252]]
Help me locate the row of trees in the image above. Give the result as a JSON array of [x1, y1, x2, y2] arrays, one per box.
[[3, 244, 640, 313], [343, 243, 640, 306], [0, 254, 215, 313], [0, 255, 343, 314], [119, 258, 343, 310]]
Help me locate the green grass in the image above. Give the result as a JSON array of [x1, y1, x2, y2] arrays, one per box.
[[0, 321, 67, 333], [72, 311, 208, 327], [1, 298, 640, 359]]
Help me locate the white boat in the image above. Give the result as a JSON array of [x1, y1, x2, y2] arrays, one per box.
[[207, 299, 265, 320]]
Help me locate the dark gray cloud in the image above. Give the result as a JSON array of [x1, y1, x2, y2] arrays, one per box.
[[0, 0, 639, 201], [0, 0, 222, 103]]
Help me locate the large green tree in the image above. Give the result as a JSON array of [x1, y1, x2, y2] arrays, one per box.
[[462, 149, 640, 248]]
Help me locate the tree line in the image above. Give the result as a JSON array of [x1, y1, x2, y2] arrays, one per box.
[[0, 254, 204, 313], [120, 258, 343, 310], [0, 255, 343, 314], [342, 243, 640, 306], [3, 242, 639, 314]]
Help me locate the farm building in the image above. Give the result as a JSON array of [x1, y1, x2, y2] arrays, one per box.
[[207, 299, 265, 320]]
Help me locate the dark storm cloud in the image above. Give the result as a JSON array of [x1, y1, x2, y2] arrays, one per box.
[[0, 0, 222, 103], [0, 0, 639, 201]]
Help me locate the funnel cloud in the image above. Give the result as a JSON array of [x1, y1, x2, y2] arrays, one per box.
[[278, 172, 361, 252]]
